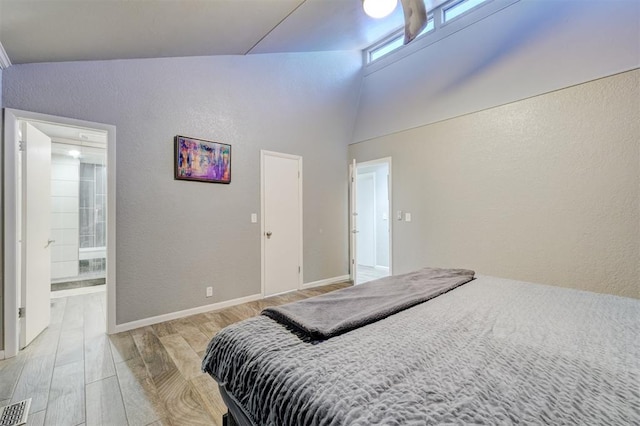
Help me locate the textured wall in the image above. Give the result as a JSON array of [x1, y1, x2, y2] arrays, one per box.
[[349, 70, 640, 299], [1, 67, 4, 349], [3, 53, 362, 324], [354, 0, 640, 142]]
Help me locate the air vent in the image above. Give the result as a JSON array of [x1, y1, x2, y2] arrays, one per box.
[[0, 399, 31, 426], [78, 132, 104, 142]]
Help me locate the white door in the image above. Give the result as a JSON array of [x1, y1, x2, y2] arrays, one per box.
[[356, 173, 376, 267], [262, 151, 302, 296], [20, 122, 52, 348]]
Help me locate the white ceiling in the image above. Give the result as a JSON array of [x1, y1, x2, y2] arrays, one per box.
[[0, 0, 444, 64]]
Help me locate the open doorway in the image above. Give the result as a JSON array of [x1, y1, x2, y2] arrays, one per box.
[[3, 109, 116, 358], [35, 122, 108, 297], [350, 158, 392, 285]]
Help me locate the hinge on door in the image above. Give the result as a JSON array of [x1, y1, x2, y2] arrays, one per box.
[[18, 307, 25, 318], [298, 266, 301, 273], [298, 171, 300, 178], [18, 140, 26, 151]]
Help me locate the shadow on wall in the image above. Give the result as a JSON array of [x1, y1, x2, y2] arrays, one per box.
[[435, 0, 578, 96]]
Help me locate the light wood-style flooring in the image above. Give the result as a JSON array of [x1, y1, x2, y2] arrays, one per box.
[[0, 282, 350, 426], [356, 265, 389, 285]]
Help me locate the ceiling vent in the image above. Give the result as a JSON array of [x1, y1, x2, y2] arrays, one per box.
[[78, 132, 104, 142]]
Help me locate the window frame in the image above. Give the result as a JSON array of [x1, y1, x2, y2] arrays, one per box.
[[364, 0, 502, 67], [367, 15, 435, 64], [442, 0, 491, 25]]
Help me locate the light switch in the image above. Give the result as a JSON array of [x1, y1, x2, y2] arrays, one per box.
[[405, 212, 412, 222], [397, 210, 403, 221], [251, 213, 257, 223], [382, 212, 388, 220]]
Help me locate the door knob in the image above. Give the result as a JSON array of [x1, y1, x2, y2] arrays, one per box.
[[266, 231, 272, 238], [45, 239, 56, 248]]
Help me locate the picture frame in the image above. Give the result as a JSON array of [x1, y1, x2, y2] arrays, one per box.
[[174, 135, 231, 184]]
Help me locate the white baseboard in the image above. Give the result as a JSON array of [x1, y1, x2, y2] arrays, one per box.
[[302, 275, 351, 289], [112, 276, 351, 334], [375, 265, 390, 271], [0, 350, 5, 360], [111, 293, 263, 334]]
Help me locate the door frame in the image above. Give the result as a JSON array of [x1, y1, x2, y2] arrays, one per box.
[[350, 157, 393, 282], [260, 150, 303, 297], [3, 108, 117, 358]]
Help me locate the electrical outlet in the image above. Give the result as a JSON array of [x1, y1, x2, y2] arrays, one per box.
[[206, 287, 213, 298]]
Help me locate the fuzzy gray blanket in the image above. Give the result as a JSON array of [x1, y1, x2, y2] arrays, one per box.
[[262, 267, 475, 339], [202, 275, 640, 425]]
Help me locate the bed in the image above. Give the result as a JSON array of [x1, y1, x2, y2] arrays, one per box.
[[202, 268, 640, 425]]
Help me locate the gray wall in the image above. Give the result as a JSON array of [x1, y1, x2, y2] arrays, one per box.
[[0, 12, 3, 352], [3, 52, 362, 324], [349, 70, 640, 299]]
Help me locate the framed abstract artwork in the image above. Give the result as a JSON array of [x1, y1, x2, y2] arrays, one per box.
[[174, 135, 231, 184]]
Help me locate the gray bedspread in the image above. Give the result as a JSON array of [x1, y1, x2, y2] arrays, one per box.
[[202, 276, 640, 425], [262, 267, 475, 339]]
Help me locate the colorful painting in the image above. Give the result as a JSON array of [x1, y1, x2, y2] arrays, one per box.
[[174, 135, 231, 184]]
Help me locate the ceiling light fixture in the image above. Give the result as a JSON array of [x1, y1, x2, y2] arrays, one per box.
[[363, 0, 398, 19]]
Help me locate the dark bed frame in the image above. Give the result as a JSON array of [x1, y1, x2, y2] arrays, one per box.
[[219, 384, 254, 426]]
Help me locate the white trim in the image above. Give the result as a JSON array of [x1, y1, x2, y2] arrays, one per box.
[[113, 293, 263, 333], [260, 152, 265, 297], [0, 350, 5, 360], [298, 158, 304, 289], [260, 150, 304, 297], [375, 265, 390, 271], [3, 109, 116, 356], [3, 109, 20, 358], [356, 157, 392, 168], [388, 159, 393, 276], [106, 121, 117, 334], [349, 160, 357, 283], [0, 42, 11, 69], [302, 275, 351, 289]]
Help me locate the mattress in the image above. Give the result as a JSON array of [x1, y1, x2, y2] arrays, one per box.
[[202, 275, 640, 425]]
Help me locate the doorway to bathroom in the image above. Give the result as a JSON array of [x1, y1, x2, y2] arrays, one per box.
[[4, 109, 116, 357], [45, 123, 108, 295]]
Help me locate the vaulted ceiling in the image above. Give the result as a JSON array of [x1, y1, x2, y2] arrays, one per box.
[[0, 0, 450, 64]]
